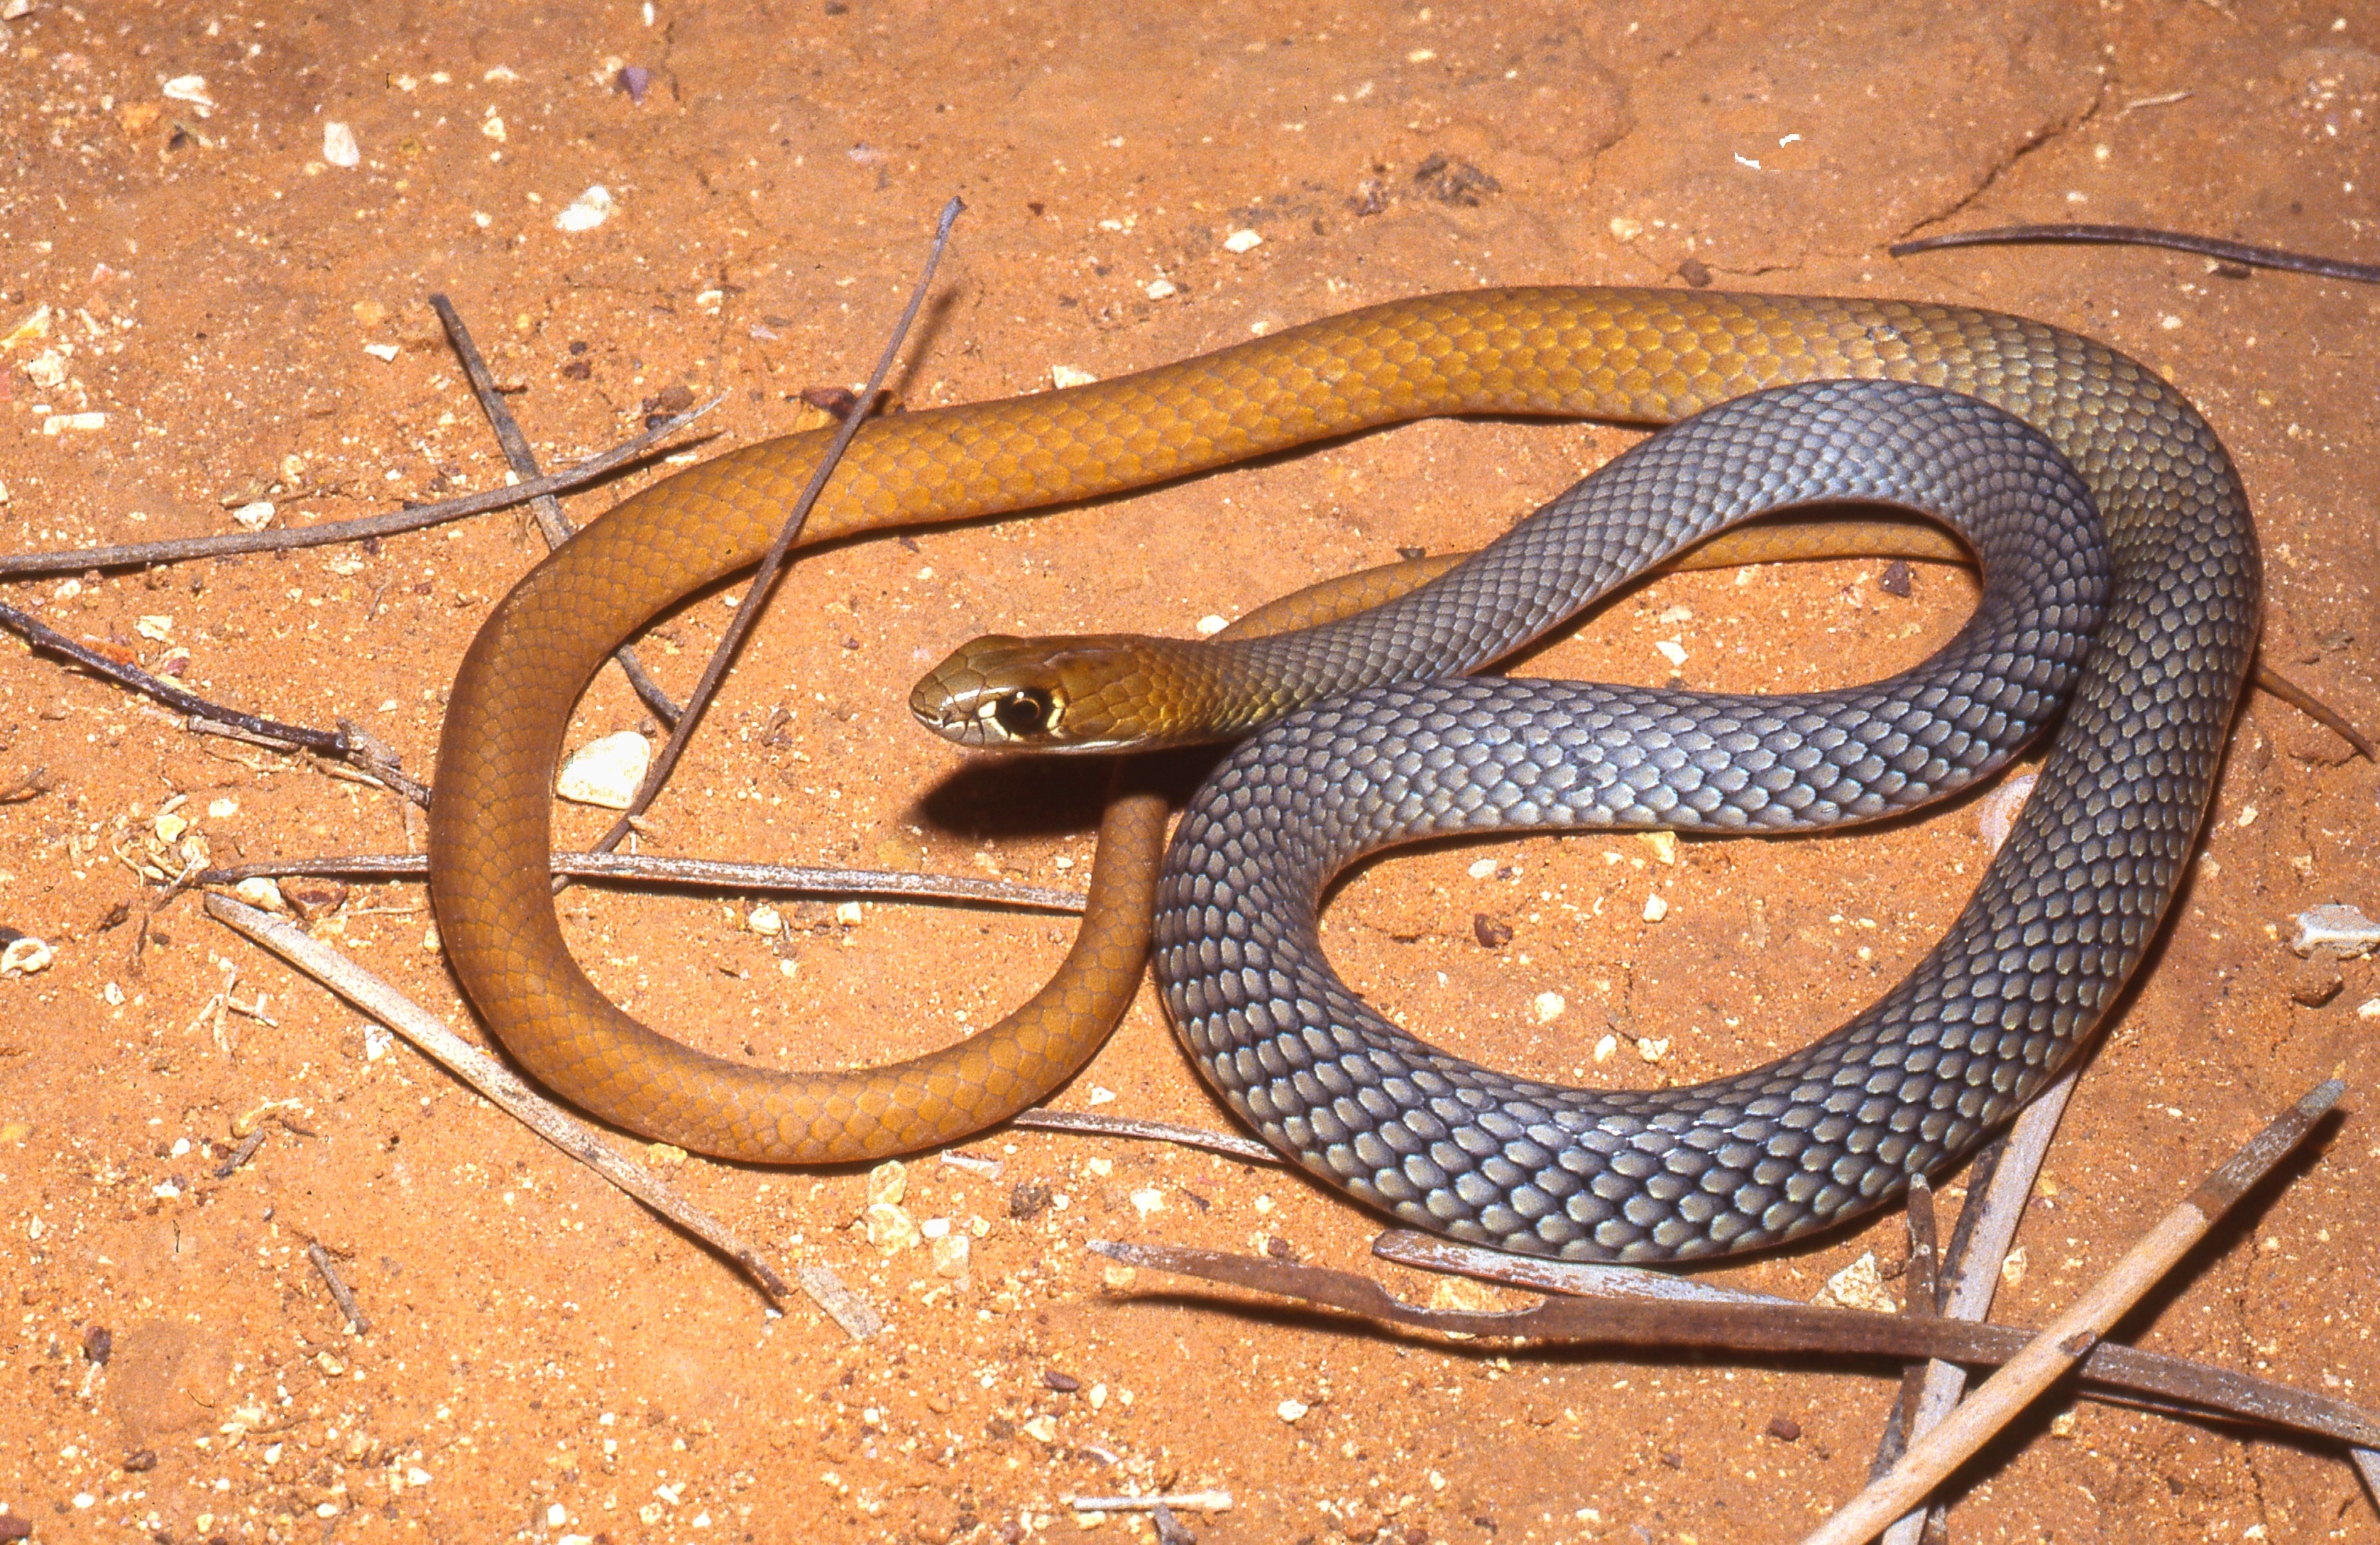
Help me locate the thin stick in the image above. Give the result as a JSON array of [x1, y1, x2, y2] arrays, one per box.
[[589, 196, 965, 859], [200, 851, 1086, 912], [0, 400, 720, 579], [202, 894, 791, 1306], [1062, 1492, 1234, 1514], [1802, 1079, 2347, 1545], [1889, 224, 2380, 285], [1011, 1108, 1282, 1164], [305, 1243, 371, 1335], [428, 293, 684, 727], [1092, 1232, 2380, 1449], [1, 599, 350, 753], [1869, 1178, 1943, 1488], [1366, 1228, 2378, 1448], [1873, 1068, 2078, 1544]]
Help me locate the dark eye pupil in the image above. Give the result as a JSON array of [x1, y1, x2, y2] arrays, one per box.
[[994, 689, 1053, 735]]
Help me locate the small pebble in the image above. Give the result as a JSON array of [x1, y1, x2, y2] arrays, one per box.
[[1193, 614, 1227, 637], [1977, 770, 2039, 855], [1144, 278, 1178, 300], [866, 1159, 907, 1206], [1532, 990, 1566, 1024], [1643, 892, 1669, 922], [746, 905, 783, 937], [1472, 914, 1512, 949], [1276, 1399, 1310, 1424], [835, 900, 863, 926], [0, 936, 53, 976], [1814, 1252, 1897, 1314], [556, 185, 615, 233], [2288, 959, 2345, 1008], [2291, 902, 2380, 959], [81, 1325, 112, 1364], [1765, 1415, 1802, 1442], [1049, 364, 1099, 389], [1129, 1187, 1164, 1218], [1223, 229, 1263, 253], [616, 64, 652, 103], [1879, 560, 1914, 597], [231, 500, 276, 530], [1639, 831, 1678, 865], [929, 1232, 970, 1279], [1467, 857, 1499, 880], [2000, 1245, 2029, 1287], [1636, 1037, 1670, 1063], [863, 1201, 921, 1254], [1044, 1370, 1082, 1392], [1654, 639, 1689, 667], [322, 121, 360, 167]]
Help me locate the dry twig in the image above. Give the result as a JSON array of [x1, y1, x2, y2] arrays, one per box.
[[428, 292, 685, 727], [203, 894, 791, 1307], [589, 197, 965, 860], [0, 398, 720, 579], [1011, 1108, 1281, 1164], [1090, 1230, 2380, 1450], [1803, 1079, 2348, 1545]]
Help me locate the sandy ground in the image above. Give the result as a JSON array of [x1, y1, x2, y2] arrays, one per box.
[[3, 1, 2378, 1541]]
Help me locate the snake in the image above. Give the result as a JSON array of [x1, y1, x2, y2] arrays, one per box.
[[429, 288, 2257, 1193]]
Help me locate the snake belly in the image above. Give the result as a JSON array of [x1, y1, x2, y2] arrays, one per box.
[[1154, 390, 2256, 1264], [430, 288, 2256, 1170]]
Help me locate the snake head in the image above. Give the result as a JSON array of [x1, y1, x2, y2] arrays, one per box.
[[909, 633, 1170, 751]]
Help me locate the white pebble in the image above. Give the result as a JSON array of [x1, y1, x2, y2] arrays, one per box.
[[1976, 770, 2038, 854], [556, 185, 614, 232], [1654, 639, 1688, 667], [207, 797, 239, 819], [2000, 1246, 2029, 1286], [1814, 1251, 1897, 1314], [1656, 604, 1694, 623], [363, 1024, 394, 1062], [162, 74, 214, 110], [2292, 902, 2380, 959], [1467, 858, 1499, 880], [554, 731, 649, 808], [1087, 1086, 1117, 1106], [363, 342, 400, 362], [930, 1232, 970, 1279], [231, 500, 276, 530], [746, 905, 783, 937], [1637, 1037, 1670, 1063], [1129, 1187, 1164, 1218], [41, 411, 106, 434], [1532, 990, 1566, 1024], [136, 614, 173, 640], [1144, 278, 1178, 300], [234, 877, 288, 914], [835, 900, 863, 925], [1638, 831, 1677, 865], [1643, 892, 1668, 922], [1049, 364, 1099, 389], [1194, 614, 1228, 637], [1593, 1034, 1618, 1063], [2356, 998, 2379, 1020], [0, 936, 52, 975], [322, 121, 360, 168], [1223, 228, 1263, 253], [1276, 1399, 1309, 1423]]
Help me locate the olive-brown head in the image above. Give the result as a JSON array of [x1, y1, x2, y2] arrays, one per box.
[[910, 633, 1181, 751]]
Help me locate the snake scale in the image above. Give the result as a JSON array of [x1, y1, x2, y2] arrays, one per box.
[[431, 288, 2256, 1259]]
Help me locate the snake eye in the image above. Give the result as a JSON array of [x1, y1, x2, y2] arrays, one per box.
[[992, 687, 1060, 737]]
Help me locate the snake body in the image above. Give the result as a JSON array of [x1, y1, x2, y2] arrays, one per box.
[[430, 289, 2256, 1186]]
